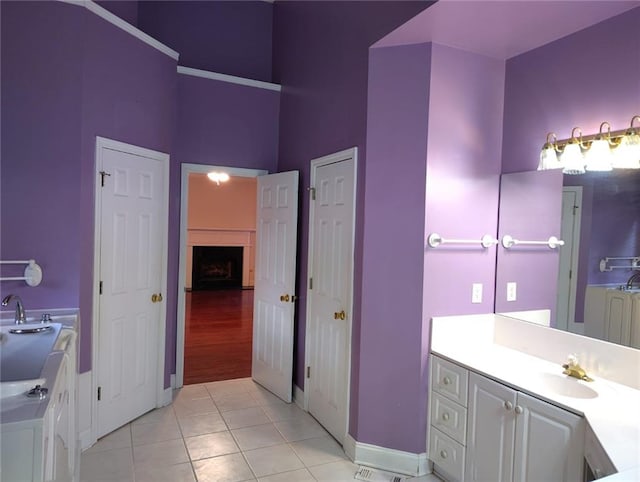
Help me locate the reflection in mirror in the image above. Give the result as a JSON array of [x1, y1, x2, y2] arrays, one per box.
[[557, 170, 640, 348]]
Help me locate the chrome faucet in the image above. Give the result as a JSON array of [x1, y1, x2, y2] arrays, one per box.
[[1, 294, 27, 324], [626, 272, 640, 290]]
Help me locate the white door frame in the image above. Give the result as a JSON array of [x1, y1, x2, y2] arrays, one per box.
[[558, 186, 583, 333], [303, 147, 357, 443], [91, 136, 170, 445], [175, 163, 267, 388]]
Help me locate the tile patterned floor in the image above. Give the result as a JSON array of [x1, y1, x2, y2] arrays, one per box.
[[80, 378, 441, 482]]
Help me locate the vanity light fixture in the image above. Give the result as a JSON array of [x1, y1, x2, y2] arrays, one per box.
[[207, 171, 230, 185], [538, 115, 640, 174]]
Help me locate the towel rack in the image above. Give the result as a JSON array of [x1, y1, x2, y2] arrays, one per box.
[[0, 259, 43, 286], [427, 233, 498, 249], [501, 235, 564, 249], [599, 256, 640, 272]]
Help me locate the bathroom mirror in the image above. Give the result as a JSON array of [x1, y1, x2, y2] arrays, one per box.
[[496, 169, 640, 350]]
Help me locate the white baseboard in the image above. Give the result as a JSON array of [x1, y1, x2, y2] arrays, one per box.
[[161, 374, 176, 406], [293, 384, 304, 409], [346, 434, 428, 476]]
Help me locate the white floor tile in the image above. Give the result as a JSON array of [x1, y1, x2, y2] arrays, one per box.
[[249, 388, 283, 406], [84, 424, 132, 453], [192, 452, 256, 482], [274, 416, 328, 442], [231, 423, 286, 451], [243, 443, 305, 477], [132, 405, 177, 425], [261, 401, 308, 422], [133, 438, 189, 468], [175, 384, 212, 401], [179, 411, 229, 437], [131, 417, 182, 446], [290, 435, 346, 467], [257, 468, 315, 482], [215, 391, 262, 412], [185, 431, 240, 461], [80, 446, 134, 481], [222, 406, 270, 429], [134, 461, 196, 482], [308, 459, 359, 481], [174, 396, 219, 418], [206, 379, 252, 399]]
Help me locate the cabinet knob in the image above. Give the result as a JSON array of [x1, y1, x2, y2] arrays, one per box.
[[442, 412, 450, 421], [504, 401, 513, 411], [440, 450, 448, 459], [442, 376, 451, 386], [515, 405, 523, 415]]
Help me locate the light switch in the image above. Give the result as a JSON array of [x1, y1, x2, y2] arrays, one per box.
[[472, 283, 483, 303], [507, 282, 517, 301]]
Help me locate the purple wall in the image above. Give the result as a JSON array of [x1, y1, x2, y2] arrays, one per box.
[[495, 170, 564, 322], [137, 1, 273, 82], [359, 42, 432, 453], [501, 7, 640, 324], [95, 1, 139, 26], [1, 1, 84, 311], [272, 0, 430, 397]]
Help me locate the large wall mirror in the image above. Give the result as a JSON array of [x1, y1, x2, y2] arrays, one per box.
[[495, 169, 640, 351]]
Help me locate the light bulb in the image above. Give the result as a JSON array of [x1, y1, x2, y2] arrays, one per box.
[[560, 143, 585, 175], [584, 138, 613, 171], [538, 146, 560, 170], [207, 171, 231, 185], [613, 132, 640, 169]]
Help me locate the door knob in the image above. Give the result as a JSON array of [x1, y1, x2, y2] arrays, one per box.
[[280, 294, 290, 302], [334, 310, 346, 320], [151, 294, 158, 303]]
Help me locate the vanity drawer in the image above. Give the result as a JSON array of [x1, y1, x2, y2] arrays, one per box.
[[430, 392, 467, 445], [432, 355, 468, 406], [429, 427, 465, 482]]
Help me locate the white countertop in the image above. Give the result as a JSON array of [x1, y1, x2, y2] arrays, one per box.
[[431, 314, 640, 475]]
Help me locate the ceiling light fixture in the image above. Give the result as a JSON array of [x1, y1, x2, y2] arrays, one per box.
[[207, 171, 230, 185]]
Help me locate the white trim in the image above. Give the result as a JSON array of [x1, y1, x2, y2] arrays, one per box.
[[304, 147, 358, 446], [92, 137, 170, 443], [564, 186, 583, 334], [177, 66, 282, 92], [176, 164, 268, 388], [57, 0, 179, 61], [293, 384, 305, 410], [349, 438, 428, 477]]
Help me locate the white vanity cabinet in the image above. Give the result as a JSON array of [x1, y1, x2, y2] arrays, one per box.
[[429, 355, 585, 482]]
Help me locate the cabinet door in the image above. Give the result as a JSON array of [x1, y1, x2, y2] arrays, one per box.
[[513, 392, 584, 482], [466, 373, 517, 482]]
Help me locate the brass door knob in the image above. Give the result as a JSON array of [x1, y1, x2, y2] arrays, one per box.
[[334, 310, 346, 320], [151, 294, 158, 303], [280, 294, 290, 302]]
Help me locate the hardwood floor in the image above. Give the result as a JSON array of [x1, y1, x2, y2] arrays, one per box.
[[184, 289, 254, 385]]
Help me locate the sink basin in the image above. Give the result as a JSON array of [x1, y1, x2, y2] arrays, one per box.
[[0, 378, 45, 399], [537, 373, 598, 399], [9, 324, 52, 334]]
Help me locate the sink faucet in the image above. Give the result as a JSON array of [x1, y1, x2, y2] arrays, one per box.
[[626, 271, 640, 290], [562, 354, 593, 382], [1, 294, 27, 324]]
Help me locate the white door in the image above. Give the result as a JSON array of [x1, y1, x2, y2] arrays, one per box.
[[96, 139, 168, 438], [466, 373, 517, 482], [556, 187, 582, 333], [252, 171, 299, 402], [513, 392, 584, 482], [306, 149, 357, 444]]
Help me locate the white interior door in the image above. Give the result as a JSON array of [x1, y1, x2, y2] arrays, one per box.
[[95, 139, 168, 438], [252, 171, 299, 402], [556, 187, 582, 333], [306, 149, 357, 444]]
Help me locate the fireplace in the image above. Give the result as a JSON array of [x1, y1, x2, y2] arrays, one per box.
[[192, 246, 243, 290]]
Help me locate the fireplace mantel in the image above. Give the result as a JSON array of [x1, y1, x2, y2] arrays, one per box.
[[186, 228, 255, 288]]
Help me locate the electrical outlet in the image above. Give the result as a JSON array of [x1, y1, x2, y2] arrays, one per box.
[[507, 282, 517, 301], [472, 283, 483, 303]]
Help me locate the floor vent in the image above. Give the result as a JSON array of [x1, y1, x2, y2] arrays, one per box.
[[355, 466, 404, 482]]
